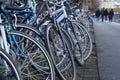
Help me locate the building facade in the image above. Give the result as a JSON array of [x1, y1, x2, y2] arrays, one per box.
[[99, 0, 115, 8]]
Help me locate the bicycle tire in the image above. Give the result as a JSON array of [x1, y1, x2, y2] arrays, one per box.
[[75, 22, 93, 60], [7, 30, 55, 80], [45, 23, 76, 80], [62, 20, 92, 65], [62, 20, 85, 65], [0, 47, 22, 80]]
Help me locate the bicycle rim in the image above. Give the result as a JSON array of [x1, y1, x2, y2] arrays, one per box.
[[7, 30, 55, 80], [45, 23, 76, 80]]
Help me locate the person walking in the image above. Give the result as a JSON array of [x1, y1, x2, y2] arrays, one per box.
[[104, 9, 108, 21], [109, 9, 114, 22], [101, 8, 105, 22], [95, 9, 101, 21]]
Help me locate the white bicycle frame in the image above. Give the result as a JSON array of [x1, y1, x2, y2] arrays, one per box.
[[0, 15, 10, 54], [51, 1, 85, 63], [51, 0, 67, 23], [0, 14, 10, 71]]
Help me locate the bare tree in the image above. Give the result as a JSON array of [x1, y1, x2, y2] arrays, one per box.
[[91, 0, 100, 10], [75, 0, 100, 11]]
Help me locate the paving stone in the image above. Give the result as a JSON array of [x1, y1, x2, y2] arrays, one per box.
[[83, 77, 99, 80], [84, 64, 97, 69]]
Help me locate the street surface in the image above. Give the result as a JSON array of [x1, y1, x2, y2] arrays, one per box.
[[94, 21, 120, 80]]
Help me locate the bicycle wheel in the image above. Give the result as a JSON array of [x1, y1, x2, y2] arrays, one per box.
[[63, 20, 92, 64], [75, 22, 93, 60], [45, 23, 76, 80], [0, 47, 21, 80], [7, 30, 55, 80], [63, 20, 86, 65], [15, 24, 45, 46]]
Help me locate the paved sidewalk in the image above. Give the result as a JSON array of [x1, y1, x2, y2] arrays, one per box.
[[94, 21, 120, 80]]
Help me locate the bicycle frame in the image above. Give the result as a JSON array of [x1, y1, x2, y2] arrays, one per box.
[[0, 13, 11, 71], [0, 13, 9, 54], [50, 0, 84, 63]]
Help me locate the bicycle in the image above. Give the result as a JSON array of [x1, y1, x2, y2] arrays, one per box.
[[0, 0, 55, 79], [0, 47, 21, 80]]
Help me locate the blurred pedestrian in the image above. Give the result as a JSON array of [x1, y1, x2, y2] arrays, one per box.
[[95, 9, 101, 21], [104, 9, 108, 21], [101, 8, 105, 22], [109, 9, 114, 22]]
